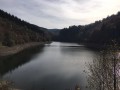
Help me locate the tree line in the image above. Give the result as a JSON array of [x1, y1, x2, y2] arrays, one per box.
[[0, 9, 51, 47], [57, 12, 120, 44]]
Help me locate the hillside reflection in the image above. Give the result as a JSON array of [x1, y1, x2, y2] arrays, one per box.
[[0, 45, 44, 76]]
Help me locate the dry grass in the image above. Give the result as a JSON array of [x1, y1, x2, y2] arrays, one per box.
[[0, 80, 20, 90], [0, 80, 12, 90]]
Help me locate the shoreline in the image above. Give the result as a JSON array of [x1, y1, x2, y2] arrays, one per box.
[[0, 42, 49, 57], [83, 43, 106, 50], [56, 41, 106, 50]]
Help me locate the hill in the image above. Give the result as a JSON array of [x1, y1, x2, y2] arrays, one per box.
[[58, 12, 120, 44], [0, 9, 51, 47], [47, 29, 60, 41]]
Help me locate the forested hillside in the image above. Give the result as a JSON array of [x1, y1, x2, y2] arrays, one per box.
[[58, 12, 120, 44], [1, 9, 120, 46], [0, 9, 51, 47], [48, 29, 60, 41]]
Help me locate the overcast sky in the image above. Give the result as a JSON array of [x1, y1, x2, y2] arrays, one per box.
[[0, 0, 120, 29]]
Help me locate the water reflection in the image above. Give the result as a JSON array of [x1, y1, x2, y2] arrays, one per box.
[[0, 45, 44, 76], [1, 42, 98, 90]]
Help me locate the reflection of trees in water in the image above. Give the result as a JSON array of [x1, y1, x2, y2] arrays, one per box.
[[0, 45, 44, 76]]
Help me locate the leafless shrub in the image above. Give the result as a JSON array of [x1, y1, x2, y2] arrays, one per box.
[[87, 42, 120, 90]]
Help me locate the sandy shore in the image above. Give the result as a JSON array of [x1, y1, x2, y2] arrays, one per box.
[[0, 42, 47, 56]]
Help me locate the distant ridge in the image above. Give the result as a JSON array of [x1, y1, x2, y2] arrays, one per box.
[[58, 11, 120, 44]]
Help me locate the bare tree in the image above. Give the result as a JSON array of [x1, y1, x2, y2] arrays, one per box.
[[87, 43, 120, 90]]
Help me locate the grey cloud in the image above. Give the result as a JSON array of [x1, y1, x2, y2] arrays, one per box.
[[0, 0, 87, 28], [0, 0, 119, 29], [45, 0, 61, 2], [45, 0, 66, 4], [74, 0, 91, 3]]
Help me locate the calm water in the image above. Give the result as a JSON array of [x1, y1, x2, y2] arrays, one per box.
[[0, 42, 98, 90]]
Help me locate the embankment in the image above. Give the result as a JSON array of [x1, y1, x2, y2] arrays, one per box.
[[0, 42, 49, 56]]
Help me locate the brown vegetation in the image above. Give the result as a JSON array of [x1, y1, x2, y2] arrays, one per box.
[[87, 43, 120, 90]]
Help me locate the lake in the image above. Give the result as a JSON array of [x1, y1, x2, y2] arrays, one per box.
[[0, 42, 98, 90]]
